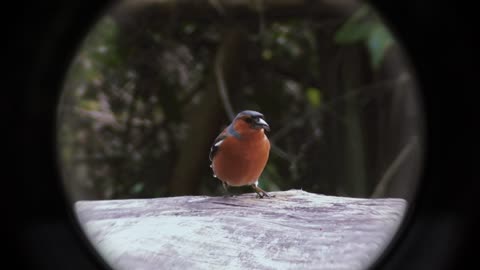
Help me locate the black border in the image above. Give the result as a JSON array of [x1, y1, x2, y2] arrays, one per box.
[[5, 0, 474, 269]]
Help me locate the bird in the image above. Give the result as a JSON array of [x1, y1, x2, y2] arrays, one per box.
[[209, 110, 273, 198]]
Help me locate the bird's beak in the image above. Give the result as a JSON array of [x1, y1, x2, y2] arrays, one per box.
[[256, 118, 270, 132]]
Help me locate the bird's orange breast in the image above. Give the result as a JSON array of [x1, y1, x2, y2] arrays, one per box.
[[212, 132, 270, 186]]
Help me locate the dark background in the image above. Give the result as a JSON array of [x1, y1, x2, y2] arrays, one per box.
[[4, 0, 475, 269], [57, 0, 423, 203]]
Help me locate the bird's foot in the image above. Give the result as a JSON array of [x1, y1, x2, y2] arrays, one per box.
[[251, 184, 275, 199], [255, 192, 275, 199]]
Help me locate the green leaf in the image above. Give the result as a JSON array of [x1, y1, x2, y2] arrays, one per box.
[[130, 182, 144, 194], [334, 4, 395, 70], [261, 49, 273, 60], [306, 87, 322, 107], [334, 5, 373, 44], [366, 24, 394, 70], [79, 100, 100, 111]]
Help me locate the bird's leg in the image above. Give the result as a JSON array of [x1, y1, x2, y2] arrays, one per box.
[[222, 181, 235, 197], [251, 183, 274, 198]]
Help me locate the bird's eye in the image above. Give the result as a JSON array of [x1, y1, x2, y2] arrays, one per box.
[[245, 118, 253, 124]]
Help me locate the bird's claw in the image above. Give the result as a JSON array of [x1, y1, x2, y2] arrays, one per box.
[[255, 192, 275, 199], [251, 184, 275, 199]]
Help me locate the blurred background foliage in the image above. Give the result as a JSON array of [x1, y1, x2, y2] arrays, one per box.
[[58, 0, 423, 201]]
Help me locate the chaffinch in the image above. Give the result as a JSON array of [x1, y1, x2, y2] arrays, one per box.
[[209, 110, 273, 198]]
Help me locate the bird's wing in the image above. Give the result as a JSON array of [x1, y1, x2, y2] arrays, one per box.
[[209, 130, 228, 161], [210, 123, 242, 161]]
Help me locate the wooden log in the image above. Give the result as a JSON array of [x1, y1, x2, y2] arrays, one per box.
[[75, 190, 406, 270]]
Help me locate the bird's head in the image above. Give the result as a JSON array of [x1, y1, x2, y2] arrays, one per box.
[[233, 110, 270, 133]]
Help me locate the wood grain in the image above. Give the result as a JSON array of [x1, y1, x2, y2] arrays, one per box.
[[75, 190, 406, 270]]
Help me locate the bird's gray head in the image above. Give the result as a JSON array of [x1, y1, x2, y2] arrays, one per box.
[[235, 110, 270, 131]]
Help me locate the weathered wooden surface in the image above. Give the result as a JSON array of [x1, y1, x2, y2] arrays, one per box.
[[75, 190, 406, 270]]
